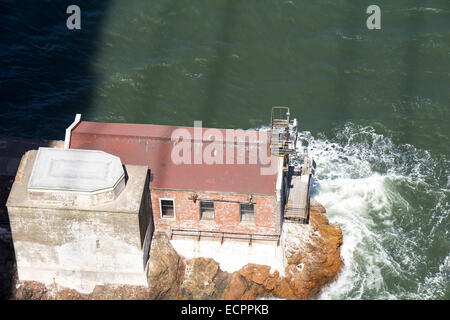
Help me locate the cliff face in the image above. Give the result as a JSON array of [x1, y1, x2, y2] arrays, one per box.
[[11, 199, 343, 300]]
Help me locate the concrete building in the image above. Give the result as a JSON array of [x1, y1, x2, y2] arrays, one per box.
[[7, 107, 314, 289], [7, 148, 152, 293]]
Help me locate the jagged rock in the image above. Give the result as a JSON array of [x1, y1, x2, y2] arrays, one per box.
[[238, 264, 279, 291], [180, 257, 231, 300], [147, 232, 185, 299], [310, 198, 327, 213], [221, 273, 249, 299], [222, 202, 343, 300], [89, 284, 151, 300], [272, 207, 343, 299]]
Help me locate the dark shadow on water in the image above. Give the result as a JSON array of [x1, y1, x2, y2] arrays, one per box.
[[0, 136, 66, 300], [142, 0, 184, 120], [0, 174, 16, 300], [333, 4, 363, 125], [0, 0, 112, 141], [0, 0, 114, 299], [399, 8, 423, 143], [0, 236, 16, 301], [202, 0, 239, 126]]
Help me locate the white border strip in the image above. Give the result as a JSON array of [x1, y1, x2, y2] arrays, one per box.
[[64, 113, 82, 149], [275, 156, 284, 201]]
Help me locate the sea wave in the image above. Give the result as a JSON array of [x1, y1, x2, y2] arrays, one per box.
[[291, 123, 449, 299]]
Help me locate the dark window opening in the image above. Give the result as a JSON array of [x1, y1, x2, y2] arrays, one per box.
[[161, 199, 174, 218], [200, 201, 215, 221], [240, 203, 254, 223]]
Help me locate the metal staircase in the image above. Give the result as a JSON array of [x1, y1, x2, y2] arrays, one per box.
[[270, 107, 298, 157]]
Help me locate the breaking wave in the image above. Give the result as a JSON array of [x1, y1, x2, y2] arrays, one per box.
[[292, 123, 449, 299]]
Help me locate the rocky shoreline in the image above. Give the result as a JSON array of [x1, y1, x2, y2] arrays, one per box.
[[147, 199, 343, 300], [1, 190, 343, 300], [0, 135, 343, 300]]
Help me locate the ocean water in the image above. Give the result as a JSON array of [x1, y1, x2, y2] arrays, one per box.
[[303, 126, 449, 299], [0, 0, 448, 299]]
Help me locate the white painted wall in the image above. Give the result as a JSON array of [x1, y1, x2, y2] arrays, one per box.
[[10, 208, 148, 294], [14, 235, 147, 293], [170, 238, 285, 277]]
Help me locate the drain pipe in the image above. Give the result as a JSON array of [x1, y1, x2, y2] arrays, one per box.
[[64, 114, 81, 149]]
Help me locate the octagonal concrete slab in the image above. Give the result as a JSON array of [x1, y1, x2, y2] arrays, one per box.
[[27, 148, 125, 205]]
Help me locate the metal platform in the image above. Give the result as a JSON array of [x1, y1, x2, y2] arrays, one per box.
[[284, 172, 311, 223]]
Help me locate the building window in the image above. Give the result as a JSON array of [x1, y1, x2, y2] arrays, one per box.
[[160, 198, 175, 219], [200, 201, 215, 221], [240, 203, 254, 223]]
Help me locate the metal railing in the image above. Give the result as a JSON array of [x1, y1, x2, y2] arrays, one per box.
[[170, 228, 280, 245], [269, 106, 298, 157], [270, 106, 290, 128]]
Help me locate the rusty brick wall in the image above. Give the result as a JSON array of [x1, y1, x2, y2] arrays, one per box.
[[150, 189, 280, 236]]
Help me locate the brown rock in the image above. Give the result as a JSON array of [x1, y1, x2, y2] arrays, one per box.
[[220, 273, 248, 299], [238, 264, 279, 291], [89, 284, 150, 300], [147, 232, 185, 299], [310, 198, 327, 214], [231, 201, 343, 300], [180, 257, 231, 300]]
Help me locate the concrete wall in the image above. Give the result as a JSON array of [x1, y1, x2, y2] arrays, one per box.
[[170, 237, 285, 275], [151, 189, 280, 236], [7, 151, 153, 293], [8, 206, 148, 293], [141, 181, 154, 270]]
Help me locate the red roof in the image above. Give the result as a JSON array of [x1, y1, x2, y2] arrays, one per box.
[[70, 121, 278, 195]]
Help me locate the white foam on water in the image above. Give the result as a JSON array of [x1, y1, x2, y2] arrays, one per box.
[[290, 123, 449, 299], [314, 175, 399, 299], [406, 7, 445, 14], [417, 254, 450, 299]]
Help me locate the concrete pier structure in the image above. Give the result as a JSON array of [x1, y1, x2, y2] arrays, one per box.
[[6, 148, 153, 293], [4, 107, 314, 294]]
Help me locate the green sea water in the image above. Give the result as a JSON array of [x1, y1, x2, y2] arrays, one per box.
[[0, 0, 448, 299]]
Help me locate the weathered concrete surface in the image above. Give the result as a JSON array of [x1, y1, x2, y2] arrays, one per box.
[[6, 150, 153, 293], [28, 147, 125, 194], [27, 147, 126, 206], [170, 237, 284, 276]]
